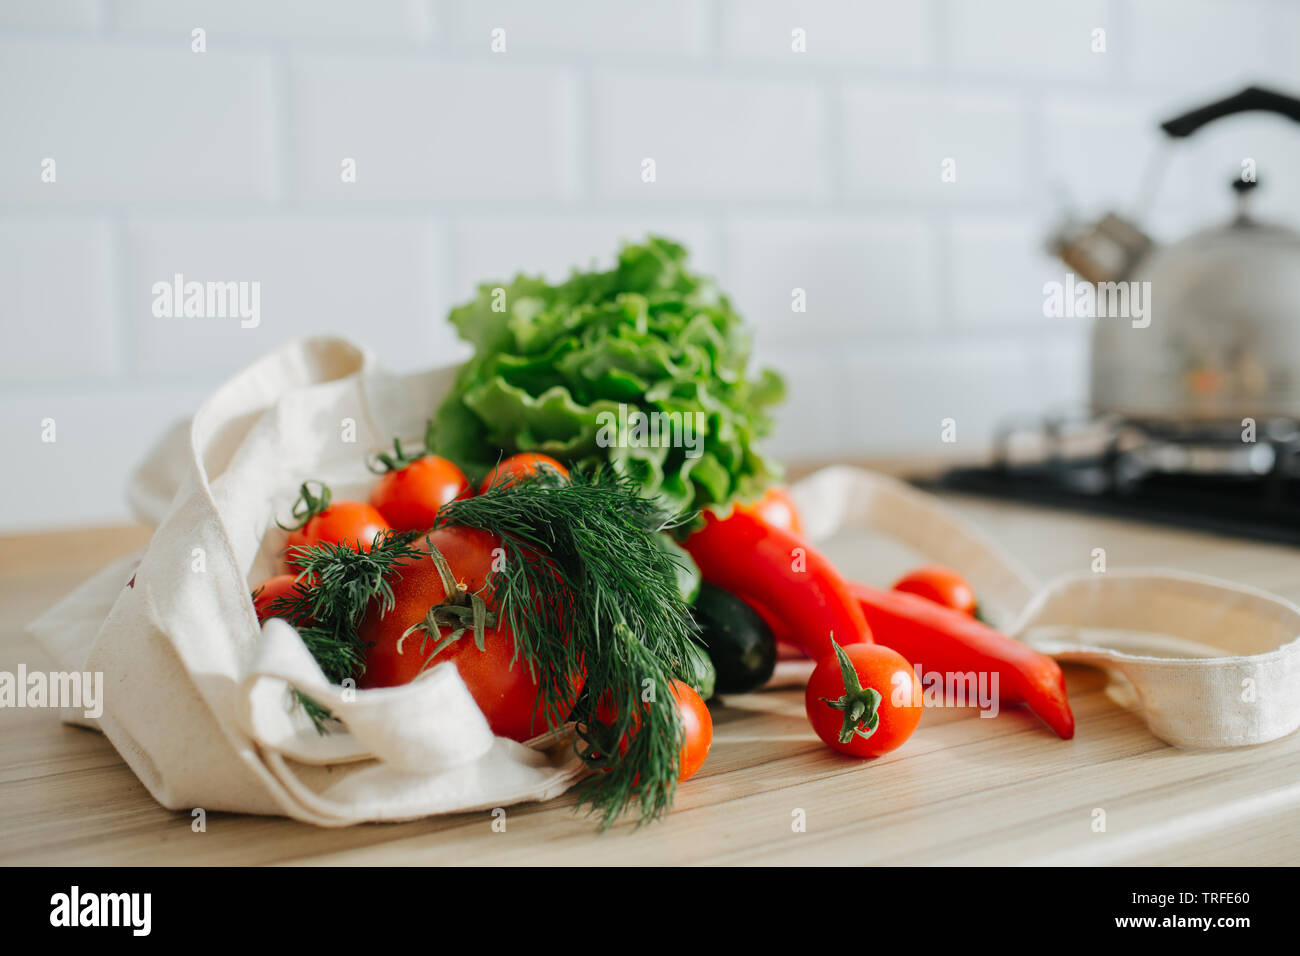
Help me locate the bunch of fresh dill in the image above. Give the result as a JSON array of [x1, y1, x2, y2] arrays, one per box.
[[436, 468, 705, 828]]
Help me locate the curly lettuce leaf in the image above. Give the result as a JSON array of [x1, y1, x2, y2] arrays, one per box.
[[433, 236, 784, 514]]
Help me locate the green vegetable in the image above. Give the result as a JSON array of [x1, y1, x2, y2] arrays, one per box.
[[685, 641, 717, 701], [436, 467, 708, 829], [654, 531, 702, 605], [432, 236, 785, 516], [692, 582, 778, 695]]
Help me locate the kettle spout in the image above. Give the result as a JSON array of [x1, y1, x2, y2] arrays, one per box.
[[1047, 212, 1153, 284]]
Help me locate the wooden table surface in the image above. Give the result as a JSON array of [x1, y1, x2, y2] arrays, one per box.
[[3, 491, 1300, 866]]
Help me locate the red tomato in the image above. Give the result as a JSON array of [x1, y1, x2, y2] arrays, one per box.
[[805, 640, 921, 758], [285, 498, 391, 569], [252, 574, 303, 622], [593, 679, 713, 782], [358, 526, 582, 742], [369, 455, 470, 532], [479, 453, 569, 493], [892, 565, 978, 617], [737, 486, 804, 536], [673, 681, 713, 781]]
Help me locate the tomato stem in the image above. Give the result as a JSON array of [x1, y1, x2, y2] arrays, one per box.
[[819, 632, 882, 745], [277, 481, 333, 532], [397, 539, 494, 661], [369, 436, 424, 474]]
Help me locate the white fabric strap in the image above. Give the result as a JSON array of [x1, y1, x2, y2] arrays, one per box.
[[791, 466, 1300, 748]]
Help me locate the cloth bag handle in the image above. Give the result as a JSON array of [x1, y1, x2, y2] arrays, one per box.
[[789, 466, 1300, 747]]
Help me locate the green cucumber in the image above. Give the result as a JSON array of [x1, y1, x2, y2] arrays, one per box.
[[692, 583, 777, 695]]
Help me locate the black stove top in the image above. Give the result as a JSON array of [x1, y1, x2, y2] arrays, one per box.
[[915, 417, 1300, 546]]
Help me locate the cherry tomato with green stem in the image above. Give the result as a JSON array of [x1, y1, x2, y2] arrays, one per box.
[[805, 636, 922, 758], [281, 481, 391, 568], [368, 438, 471, 532]]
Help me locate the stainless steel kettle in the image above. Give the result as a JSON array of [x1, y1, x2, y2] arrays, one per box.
[[1051, 87, 1300, 430]]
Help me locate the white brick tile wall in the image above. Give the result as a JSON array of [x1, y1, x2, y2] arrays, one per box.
[[0, 385, 207, 531], [841, 340, 1044, 452], [725, 219, 940, 341], [123, 218, 449, 378], [443, 0, 710, 57], [1129, 0, 1299, 92], [1040, 95, 1158, 215], [592, 72, 828, 199], [946, 0, 1111, 82], [752, 348, 845, 463], [0, 40, 275, 203], [0, 1, 102, 31], [0, 0, 1292, 531], [946, 217, 1071, 329], [0, 219, 118, 383], [842, 87, 1032, 201], [288, 56, 577, 200], [720, 0, 936, 68], [113, 0, 434, 45]]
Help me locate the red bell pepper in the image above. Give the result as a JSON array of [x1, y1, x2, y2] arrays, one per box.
[[684, 509, 871, 660], [852, 583, 1074, 739]]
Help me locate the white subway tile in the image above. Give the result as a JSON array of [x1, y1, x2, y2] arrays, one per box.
[[724, 219, 939, 342], [751, 348, 846, 463], [0, 385, 207, 532], [840, 339, 1042, 453], [443, 0, 709, 56], [124, 218, 453, 378], [451, 219, 719, 303], [842, 86, 1031, 200], [592, 71, 828, 199], [1041, 96, 1160, 215], [721, 0, 935, 67], [947, 218, 1069, 328], [113, 0, 433, 44], [947, 0, 1110, 81], [288, 56, 577, 200], [0, 219, 118, 383], [1129, 0, 1298, 92], [0, 0, 102, 30], [1034, 330, 1090, 410], [0, 39, 274, 202]]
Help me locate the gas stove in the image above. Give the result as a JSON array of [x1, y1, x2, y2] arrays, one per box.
[[916, 413, 1300, 545]]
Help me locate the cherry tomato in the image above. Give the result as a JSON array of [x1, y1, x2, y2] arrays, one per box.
[[672, 681, 714, 781], [251, 574, 303, 622], [737, 486, 804, 536], [805, 639, 921, 758], [479, 453, 569, 493], [370, 454, 470, 532], [358, 526, 583, 742], [285, 500, 391, 566], [593, 679, 713, 782], [892, 565, 977, 617]]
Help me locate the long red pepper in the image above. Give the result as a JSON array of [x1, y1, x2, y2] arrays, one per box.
[[684, 509, 871, 660], [851, 583, 1074, 739]]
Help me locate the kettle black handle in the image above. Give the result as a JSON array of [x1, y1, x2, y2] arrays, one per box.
[[1161, 85, 1300, 138]]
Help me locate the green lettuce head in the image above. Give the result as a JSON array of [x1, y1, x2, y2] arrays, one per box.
[[432, 236, 785, 516]]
